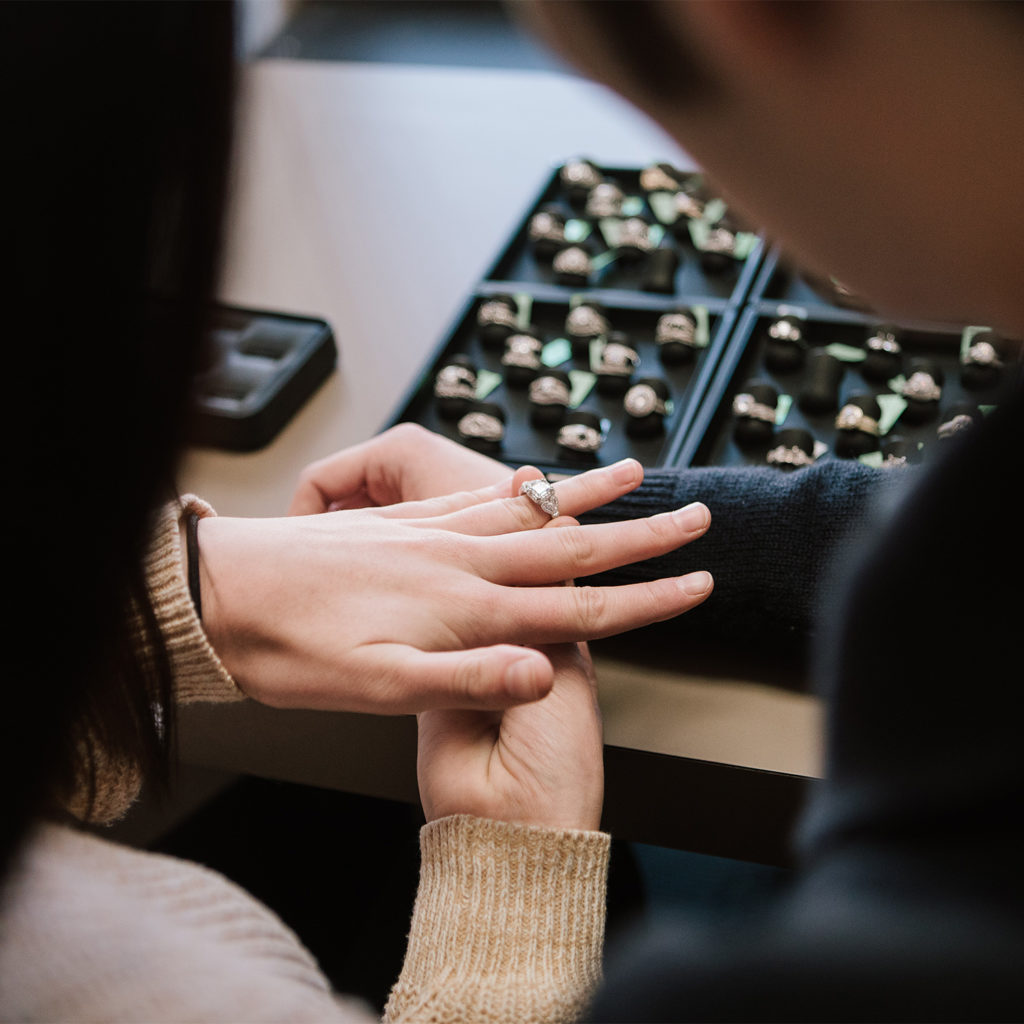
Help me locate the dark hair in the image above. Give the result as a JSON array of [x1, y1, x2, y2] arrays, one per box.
[[3, 0, 236, 878]]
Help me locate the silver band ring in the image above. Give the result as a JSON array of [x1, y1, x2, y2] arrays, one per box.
[[767, 444, 814, 468], [835, 404, 881, 436], [963, 340, 1002, 368], [457, 411, 504, 443], [624, 383, 668, 418], [901, 372, 942, 402], [519, 478, 560, 518], [732, 393, 777, 424], [558, 423, 603, 453], [529, 376, 572, 406]]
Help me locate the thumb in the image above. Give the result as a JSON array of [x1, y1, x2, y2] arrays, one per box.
[[358, 643, 554, 712]]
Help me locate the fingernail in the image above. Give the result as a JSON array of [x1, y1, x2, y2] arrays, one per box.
[[674, 502, 710, 532], [507, 656, 542, 700], [679, 570, 713, 596], [611, 458, 641, 484]]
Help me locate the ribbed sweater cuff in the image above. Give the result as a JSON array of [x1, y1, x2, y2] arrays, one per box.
[[144, 495, 243, 704], [385, 815, 610, 1023]]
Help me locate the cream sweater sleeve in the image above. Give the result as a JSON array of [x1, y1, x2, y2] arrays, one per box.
[[386, 815, 611, 1024], [143, 493, 244, 704]]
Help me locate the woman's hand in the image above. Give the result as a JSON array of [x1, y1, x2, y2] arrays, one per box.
[[418, 472, 607, 832], [288, 423, 511, 514], [417, 641, 603, 831], [198, 458, 713, 715]]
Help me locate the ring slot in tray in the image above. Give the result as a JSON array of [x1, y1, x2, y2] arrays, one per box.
[[678, 303, 1017, 469]]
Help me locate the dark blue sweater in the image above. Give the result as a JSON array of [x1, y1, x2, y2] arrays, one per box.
[[586, 381, 1024, 1021]]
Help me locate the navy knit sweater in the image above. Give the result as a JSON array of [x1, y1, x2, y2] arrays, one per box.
[[587, 379, 1024, 1021]]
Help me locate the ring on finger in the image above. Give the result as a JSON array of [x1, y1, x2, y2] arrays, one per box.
[[519, 478, 560, 519]]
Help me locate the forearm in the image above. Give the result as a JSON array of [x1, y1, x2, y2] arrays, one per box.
[[385, 815, 609, 1024], [580, 461, 910, 647]]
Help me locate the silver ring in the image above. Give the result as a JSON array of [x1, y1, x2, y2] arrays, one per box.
[[434, 365, 477, 400], [566, 304, 609, 340], [596, 342, 640, 377], [502, 334, 543, 370], [867, 330, 901, 355], [963, 340, 1002, 368], [617, 217, 654, 253], [937, 413, 976, 438], [901, 372, 942, 402], [529, 210, 565, 243], [732, 393, 777, 424], [477, 300, 518, 330], [457, 411, 504, 443], [674, 190, 705, 220], [835, 404, 880, 436], [553, 246, 592, 278], [640, 163, 680, 193], [529, 376, 571, 406], [767, 444, 814, 468], [624, 383, 668, 418], [701, 226, 736, 255], [519, 478, 560, 518], [560, 159, 601, 190], [656, 312, 698, 348], [585, 182, 625, 218], [769, 318, 803, 343], [558, 423, 602, 453]]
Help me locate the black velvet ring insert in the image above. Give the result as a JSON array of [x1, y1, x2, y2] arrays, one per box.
[[797, 349, 844, 414]]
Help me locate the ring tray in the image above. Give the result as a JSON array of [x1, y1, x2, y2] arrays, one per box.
[[679, 303, 1018, 469], [189, 304, 337, 451], [389, 161, 762, 472]]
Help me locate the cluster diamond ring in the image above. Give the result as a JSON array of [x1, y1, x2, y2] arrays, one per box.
[[519, 478, 560, 519]]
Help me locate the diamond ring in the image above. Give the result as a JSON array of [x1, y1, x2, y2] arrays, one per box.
[[519, 478, 560, 519]]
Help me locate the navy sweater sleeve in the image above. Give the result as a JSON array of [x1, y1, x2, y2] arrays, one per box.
[[580, 459, 905, 651]]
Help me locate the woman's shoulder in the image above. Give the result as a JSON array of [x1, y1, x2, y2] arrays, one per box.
[[0, 823, 367, 1022]]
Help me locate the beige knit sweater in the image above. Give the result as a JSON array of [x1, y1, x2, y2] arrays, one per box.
[[0, 497, 610, 1023]]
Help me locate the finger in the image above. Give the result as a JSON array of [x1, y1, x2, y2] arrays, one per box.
[[369, 473, 517, 520], [355, 643, 554, 713], [326, 487, 373, 512], [478, 501, 711, 585], [288, 438, 382, 515], [434, 457, 644, 537], [490, 571, 715, 645], [542, 513, 579, 587]]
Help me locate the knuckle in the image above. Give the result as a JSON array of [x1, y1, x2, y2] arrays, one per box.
[[558, 526, 595, 567], [507, 496, 544, 532], [451, 652, 486, 703], [574, 584, 608, 625]]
